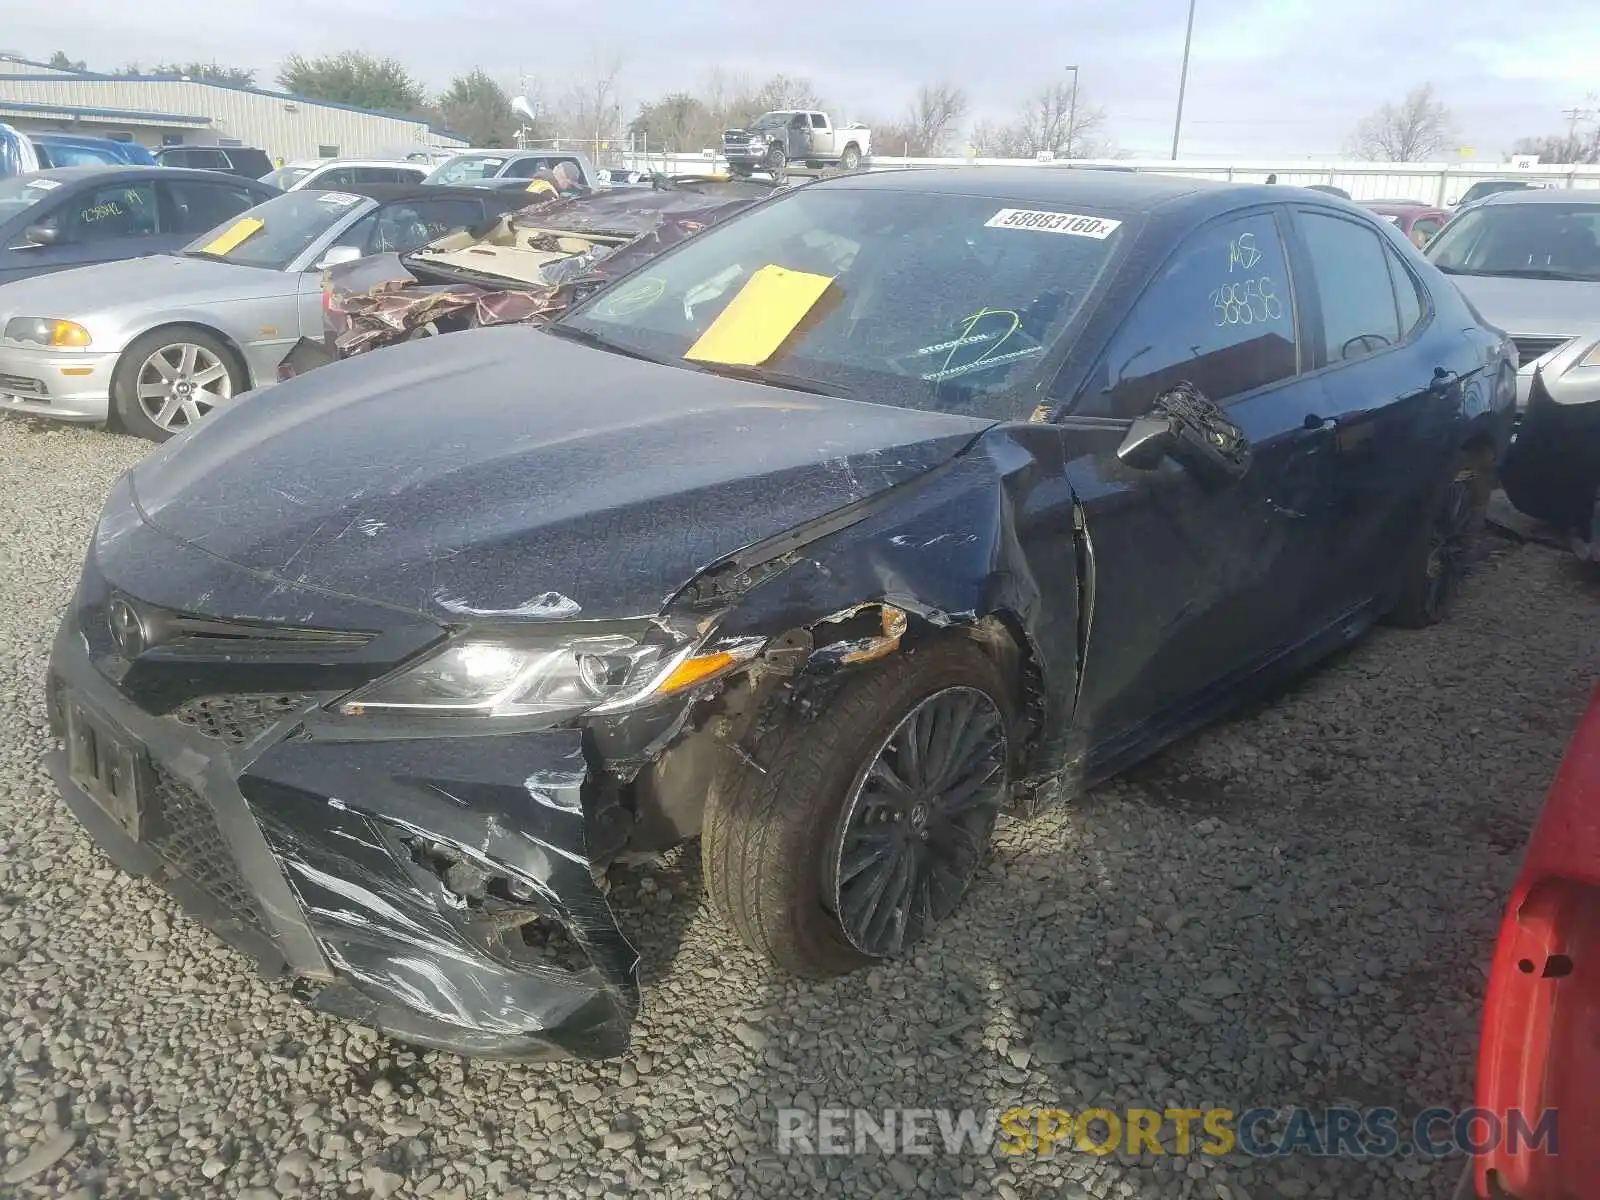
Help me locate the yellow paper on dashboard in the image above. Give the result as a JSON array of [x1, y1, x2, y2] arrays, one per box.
[[684, 265, 834, 366], [201, 217, 265, 256]]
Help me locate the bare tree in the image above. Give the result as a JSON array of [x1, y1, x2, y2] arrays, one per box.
[[970, 80, 1106, 158], [746, 73, 825, 117], [1514, 131, 1600, 165], [549, 53, 625, 158], [907, 82, 969, 155], [1347, 84, 1455, 161], [1513, 97, 1600, 164]]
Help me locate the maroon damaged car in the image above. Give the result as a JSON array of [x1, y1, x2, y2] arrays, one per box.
[[1364, 199, 1452, 249]]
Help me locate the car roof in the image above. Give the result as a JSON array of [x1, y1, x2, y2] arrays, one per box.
[[1477, 188, 1600, 207], [1364, 200, 1443, 214], [12, 165, 269, 186], [301, 182, 519, 204], [809, 166, 1226, 210], [307, 158, 429, 169]]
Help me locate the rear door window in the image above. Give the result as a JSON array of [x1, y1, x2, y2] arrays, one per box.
[[1297, 211, 1402, 364], [161, 179, 261, 234], [62, 182, 161, 242], [184, 149, 231, 170], [1385, 245, 1427, 340], [1084, 210, 1300, 416]]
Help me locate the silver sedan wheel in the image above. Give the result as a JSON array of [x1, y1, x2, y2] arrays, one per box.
[[136, 342, 233, 432]]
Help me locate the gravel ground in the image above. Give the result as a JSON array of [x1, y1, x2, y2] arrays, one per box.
[[1, 415, 1596, 1200]]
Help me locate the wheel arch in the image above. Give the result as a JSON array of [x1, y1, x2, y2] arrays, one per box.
[[112, 319, 255, 392], [108, 321, 254, 435]]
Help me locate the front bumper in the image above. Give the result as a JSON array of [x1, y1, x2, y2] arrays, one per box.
[[1501, 369, 1600, 536], [0, 343, 118, 422], [47, 561, 641, 1059]]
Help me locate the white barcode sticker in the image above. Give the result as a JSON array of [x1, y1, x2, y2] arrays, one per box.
[[985, 209, 1122, 238]]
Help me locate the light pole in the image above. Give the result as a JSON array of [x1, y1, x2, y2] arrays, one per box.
[[1064, 65, 1079, 159], [1171, 0, 1197, 160]]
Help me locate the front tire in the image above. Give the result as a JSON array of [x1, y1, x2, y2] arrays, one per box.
[[1387, 445, 1491, 627], [703, 639, 1014, 979], [111, 326, 246, 442], [763, 145, 787, 182]]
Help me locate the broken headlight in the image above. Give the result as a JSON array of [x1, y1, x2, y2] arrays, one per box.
[[337, 623, 762, 719]]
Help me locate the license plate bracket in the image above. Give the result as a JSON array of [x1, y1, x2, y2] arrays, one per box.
[[64, 697, 150, 841]]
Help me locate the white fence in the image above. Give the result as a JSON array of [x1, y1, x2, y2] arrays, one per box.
[[616, 152, 1600, 207]]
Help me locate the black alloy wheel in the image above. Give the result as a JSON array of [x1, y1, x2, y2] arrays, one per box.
[[826, 686, 1008, 958]]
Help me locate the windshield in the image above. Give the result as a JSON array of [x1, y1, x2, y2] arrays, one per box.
[[424, 154, 509, 185], [562, 187, 1125, 419], [0, 175, 66, 223], [750, 111, 792, 128], [182, 188, 369, 270], [262, 165, 313, 189], [1426, 202, 1600, 282]]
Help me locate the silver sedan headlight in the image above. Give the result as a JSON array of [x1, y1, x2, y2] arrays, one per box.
[[338, 622, 763, 719], [4, 317, 93, 348]]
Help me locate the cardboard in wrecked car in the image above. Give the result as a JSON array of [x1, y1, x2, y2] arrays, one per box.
[[314, 177, 781, 363]]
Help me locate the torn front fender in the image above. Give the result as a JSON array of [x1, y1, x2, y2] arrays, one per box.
[[669, 424, 1082, 787]]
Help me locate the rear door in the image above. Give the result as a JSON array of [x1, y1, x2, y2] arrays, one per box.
[[1058, 206, 1340, 757], [1287, 206, 1477, 613]]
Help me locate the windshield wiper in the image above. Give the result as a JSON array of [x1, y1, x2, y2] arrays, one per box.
[[1447, 266, 1599, 282], [545, 325, 851, 397], [182, 249, 230, 262], [682, 361, 852, 399], [542, 322, 675, 364]]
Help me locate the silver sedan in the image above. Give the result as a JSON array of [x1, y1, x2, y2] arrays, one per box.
[[0, 185, 527, 440]]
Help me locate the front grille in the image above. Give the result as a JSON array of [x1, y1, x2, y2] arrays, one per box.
[[0, 373, 46, 396], [169, 694, 307, 746], [1511, 335, 1571, 367], [147, 764, 266, 936]]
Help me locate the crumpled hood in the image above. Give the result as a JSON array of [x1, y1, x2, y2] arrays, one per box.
[[0, 254, 290, 332], [1448, 273, 1600, 341], [131, 326, 993, 622]]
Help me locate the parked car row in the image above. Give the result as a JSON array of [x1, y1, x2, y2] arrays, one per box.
[[36, 166, 1534, 1065], [0, 181, 536, 436]]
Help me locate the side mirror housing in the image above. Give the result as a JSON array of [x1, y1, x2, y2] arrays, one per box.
[[21, 221, 60, 247], [314, 245, 363, 270], [1116, 414, 1176, 470]]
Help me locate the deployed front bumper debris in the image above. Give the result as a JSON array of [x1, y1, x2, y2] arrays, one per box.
[[324, 176, 780, 360]]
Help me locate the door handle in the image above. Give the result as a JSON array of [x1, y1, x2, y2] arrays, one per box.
[[1431, 367, 1459, 393]]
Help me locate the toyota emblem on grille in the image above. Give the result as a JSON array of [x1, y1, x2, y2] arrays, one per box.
[[108, 598, 147, 658]]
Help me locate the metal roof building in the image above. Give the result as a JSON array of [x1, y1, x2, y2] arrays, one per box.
[[0, 57, 466, 161]]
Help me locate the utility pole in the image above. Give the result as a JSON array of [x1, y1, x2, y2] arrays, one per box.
[[1171, 0, 1197, 160], [1563, 106, 1594, 139], [1064, 64, 1079, 159]]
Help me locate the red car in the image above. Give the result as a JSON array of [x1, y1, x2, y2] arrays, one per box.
[[1467, 682, 1600, 1198], [1364, 200, 1452, 248]]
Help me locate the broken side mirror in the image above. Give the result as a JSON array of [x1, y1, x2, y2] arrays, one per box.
[[1116, 382, 1252, 487]]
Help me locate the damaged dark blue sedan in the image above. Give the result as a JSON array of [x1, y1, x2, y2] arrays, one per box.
[[47, 169, 1515, 1059]]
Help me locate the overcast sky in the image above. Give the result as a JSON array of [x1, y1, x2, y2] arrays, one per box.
[[9, 0, 1599, 158]]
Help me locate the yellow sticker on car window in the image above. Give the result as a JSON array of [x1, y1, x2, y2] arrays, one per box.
[[684, 265, 834, 367], [201, 217, 265, 256]]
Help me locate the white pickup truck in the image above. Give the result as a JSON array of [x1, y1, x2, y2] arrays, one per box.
[[721, 111, 872, 178]]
